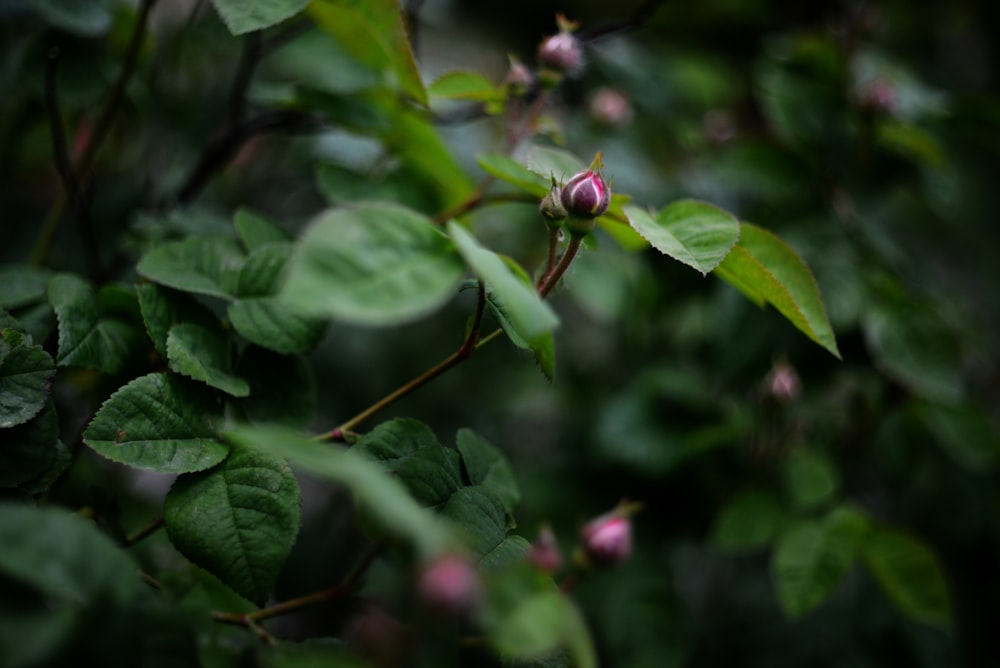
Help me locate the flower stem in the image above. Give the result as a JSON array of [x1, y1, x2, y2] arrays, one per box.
[[125, 516, 164, 547], [538, 236, 583, 297]]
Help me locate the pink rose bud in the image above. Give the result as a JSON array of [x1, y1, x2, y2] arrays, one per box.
[[504, 56, 535, 96], [538, 32, 584, 74], [561, 165, 611, 220], [527, 525, 563, 572], [589, 88, 634, 126], [417, 555, 482, 615], [764, 361, 801, 403], [580, 511, 632, 566]]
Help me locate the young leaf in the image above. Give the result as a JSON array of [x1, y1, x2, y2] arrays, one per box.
[[0, 329, 56, 428], [716, 224, 841, 358], [209, 0, 310, 35], [447, 222, 559, 344], [624, 201, 739, 275], [233, 347, 316, 429], [164, 449, 301, 606], [772, 516, 857, 617], [166, 323, 249, 397], [308, 0, 427, 106], [136, 236, 245, 299], [456, 429, 521, 515], [48, 274, 144, 374], [228, 244, 326, 354], [526, 146, 587, 183], [482, 260, 556, 382], [83, 373, 228, 473], [234, 209, 288, 251], [280, 203, 465, 326], [487, 586, 597, 668], [782, 448, 838, 510], [352, 419, 464, 507], [860, 527, 951, 627], [441, 486, 514, 563], [226, 426, 456, 559], [0, 400, 59, 488]]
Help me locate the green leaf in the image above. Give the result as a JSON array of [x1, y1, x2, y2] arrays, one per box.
[[456, 429, 521, 515], [228, 244, 326, 354], [918, 401, 1000, 473], [0, 264, 52, 310], [476, 153, 548, 196], [863, 294, 962, 404], [234, 347, 316, 429], [624, 201, 739, 275], [480, 535, 532, 571], [137, 236, 245, 299], [0, 504, 144, 604], [0, 329, 56, 428], [209, 0, 310, 35], [710, 488, 788, 554], [441, 486, 512, 562], [136, 283, 220, 359], [83, 373, 228, 473], [0, 400, 59, 488], [861, 527, 951, 627], [525, 146, 586, 183], [428, 71, 501, 101], [167, 323, 249, 397], [280, 203, 465, 326], [308, 0, 427, 106], [488, 588, 597, 668], [235, 209, 288, 251], [352, 419, 464, 507], [226, 426, 456, 558], [20, 438, 71, 495], [164, 448, 301, 606], [772, 516, 857, 617], [716, 224, 841, 358], [783, 448, 838, 509], [448, 223, 559, 343], [481, 261, 556, 381], [48, 274, 143, 374]]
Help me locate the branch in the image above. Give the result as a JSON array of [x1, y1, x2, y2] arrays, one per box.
[[581, 0, 667, 44], [227, 31, 263, 127], [171, 109, 319, 206], [44, 48, 76, 196]]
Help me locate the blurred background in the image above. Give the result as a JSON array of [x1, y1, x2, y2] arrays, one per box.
[[2, 0, 1000, 666]]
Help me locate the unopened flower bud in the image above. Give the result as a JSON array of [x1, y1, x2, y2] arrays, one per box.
[[560, 155, 611, 236], [526, 525, 563, 572], [504, 56, 535, 97], [855, 77, 897, 115], [537, 15, 584, 82], [763, 361, 800, 403], [539, 179, 568, 230], [589, 88, 633, 126], [580, 510, 632, 566], [417, 555, 482, 615]]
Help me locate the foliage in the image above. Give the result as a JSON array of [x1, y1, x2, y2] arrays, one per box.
[[2, 0, 999, 666]]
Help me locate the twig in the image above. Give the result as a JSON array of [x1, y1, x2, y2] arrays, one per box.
[[323, 282, 489, 438], [212, 544, 380, 626], [227, 31, 263, 127], [538, 237, 583, 297], [431, 191, 537, 225], [125, 516, 164, 547], [171, 109, 319, 205], [44, 48, 76, 196], [581, 0, 667, 44]]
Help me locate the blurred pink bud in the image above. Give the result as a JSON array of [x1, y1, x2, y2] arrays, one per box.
[[856, 77, 897, 115], [504, 57, 535, 95], [581, 511, 632, 566], [589, 88, 633, 126], [764, 361, 801, 403], [527, 525, 563, 572], [538, 30, 584, 75], [417, 555, 482, 615]]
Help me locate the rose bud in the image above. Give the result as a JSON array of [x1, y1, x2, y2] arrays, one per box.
[[539, 178, 568, 230], [526, 525, 563, 572], [763, 360, 801, 404], [504, 56, 535, 97], [560, 156, 611, 237], [580, 510, 632, 566], [416, 554, 482, 616], [589, 88, 634, 127], [537, 15, 584, 84]]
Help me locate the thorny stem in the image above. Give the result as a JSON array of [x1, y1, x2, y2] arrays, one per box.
[[212, 544, 380, 628], [324, 282, 489, 438], [125, 516, 164, 547], [32, 0, 158, 268]]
